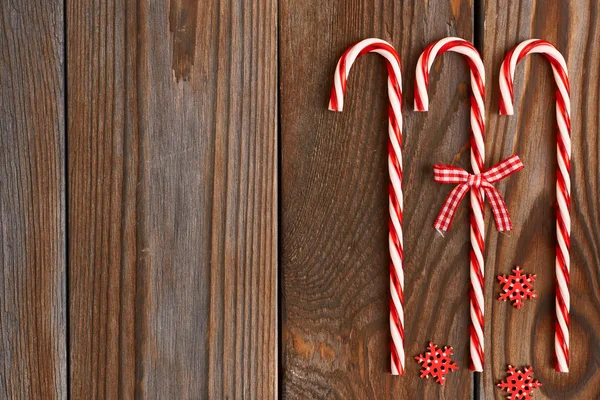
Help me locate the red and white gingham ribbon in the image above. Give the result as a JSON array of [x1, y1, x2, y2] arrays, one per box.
[[434, 155, 524, 233]]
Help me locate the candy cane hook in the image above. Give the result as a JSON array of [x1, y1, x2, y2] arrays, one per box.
[[414, 37, 486, 372], [499, 39, 571, 372], [329, 38, 404, 375]]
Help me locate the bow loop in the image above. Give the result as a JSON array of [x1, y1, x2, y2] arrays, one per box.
[[434, 155, 524, 232], [433, 164, 470, 184]]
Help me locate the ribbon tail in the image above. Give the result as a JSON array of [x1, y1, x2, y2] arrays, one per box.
[[485, 187, 513, 232], [434, 183, 471, 232]]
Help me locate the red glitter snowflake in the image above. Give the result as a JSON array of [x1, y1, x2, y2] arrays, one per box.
[[498, 266, 536, 309], [497, 365, 542, 399], [414, 342, 458, 385]]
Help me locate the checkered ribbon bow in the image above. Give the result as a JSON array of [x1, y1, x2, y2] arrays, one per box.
[[434, 155, 524, 232]]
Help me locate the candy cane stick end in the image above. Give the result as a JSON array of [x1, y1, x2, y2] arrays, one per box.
[[413, 96, 429, 112], [328, 98, 343, 112], [499, 104, 515, 116]]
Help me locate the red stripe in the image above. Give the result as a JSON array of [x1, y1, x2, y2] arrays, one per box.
[[470, 248, 485, 291], [517, 40, 544, 63], [554, 322, 569, 364], [388, 213, 402, 251], [556, 93, 571, 133], [390, 268, 405, 310], [390, 340, 403, 374], [414, 42, 436, 110], [500, 48, 516, 114], [414, 75, 424, 110], [470, 213, 485, 251], [469, 324, 484, 369], [422, 43, 435, 89]]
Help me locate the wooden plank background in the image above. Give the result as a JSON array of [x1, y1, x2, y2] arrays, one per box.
[[66, 0, 277, 398], [1, 0, 599, 399], [0, 0, 67, 398], [482, 1, 600, 399], [279, 0, 477, 399]]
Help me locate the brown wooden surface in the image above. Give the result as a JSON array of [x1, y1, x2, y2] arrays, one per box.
[[482, 1, 600, 399], [280, 1, 477, 398], [0, 0, 67, 398], [67, 0, 138, 397], [2, 0, 600, 399], [67, 0, 277, 398], [280, 1, 600, 400]]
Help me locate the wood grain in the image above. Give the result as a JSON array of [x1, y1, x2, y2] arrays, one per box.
[[3, 0, 599, 398], [280, 1, 478, 398], [67, 0, 138, 397], [483, 1, 600, 399], [68, 0, 278, 398], [0, 0, 67, 398]]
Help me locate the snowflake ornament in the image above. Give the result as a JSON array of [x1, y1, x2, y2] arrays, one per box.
[[498, 266, 536, 309], [497, 365, 542, 399], [414, 342, 458, 385]]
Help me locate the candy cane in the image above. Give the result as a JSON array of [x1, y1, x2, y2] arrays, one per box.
[[499, 39, 571, 372], [414, 37, 486, 372], [329, 38, 404, 375]]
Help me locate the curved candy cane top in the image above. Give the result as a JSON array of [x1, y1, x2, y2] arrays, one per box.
[[328, 38, 402, 115], [414, 37, 485, 114], [413, 37, 485, 173], [499, 39, 570, 117]]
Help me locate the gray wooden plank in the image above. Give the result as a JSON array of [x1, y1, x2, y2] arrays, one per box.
[[67, 0, 278, 398], [0, 0, 67, 398], [67, 0, 138, 397]]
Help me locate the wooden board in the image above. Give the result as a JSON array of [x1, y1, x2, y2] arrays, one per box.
[[67, 0, 278, 398], [66, 0, 139, 397], [0, 0, 67, 398], [482, 1, 600, 399], [3, 0, 600, 398], [280, 1, 478, 398]]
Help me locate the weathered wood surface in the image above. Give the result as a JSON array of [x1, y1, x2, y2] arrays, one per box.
[[67, 0, 138, 397], [280, 1, 477, 398], [482, 1, 600, 399], [0, 0, 67, 398], [67, 0, 277, 398], [2, 0, 600, 399]]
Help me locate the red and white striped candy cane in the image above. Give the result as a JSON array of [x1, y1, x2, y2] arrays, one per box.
[[499, 39, 571, 372], [414, 37, 486, 372], [329, 38, 404, 375]]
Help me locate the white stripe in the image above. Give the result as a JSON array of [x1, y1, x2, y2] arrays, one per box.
[[470, 338, 483, 371], [390, 311, 404, 374], [498, 61, 514, 115]]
